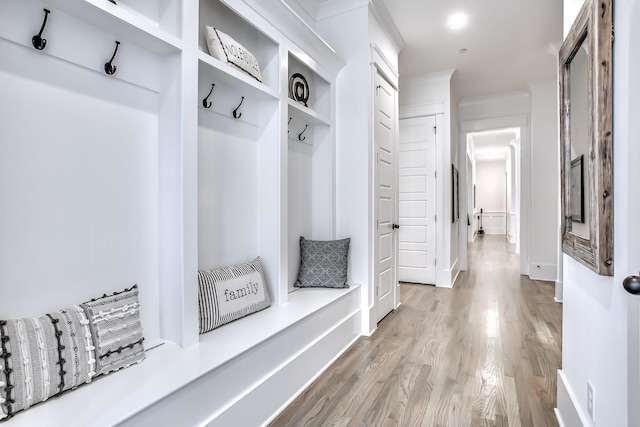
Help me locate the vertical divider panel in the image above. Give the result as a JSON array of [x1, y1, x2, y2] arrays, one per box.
[[158, 0, 199, 348], [256, 45, 288, 305]]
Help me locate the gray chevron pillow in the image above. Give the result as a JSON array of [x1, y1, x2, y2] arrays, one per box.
[[295, 237, 350, 288]]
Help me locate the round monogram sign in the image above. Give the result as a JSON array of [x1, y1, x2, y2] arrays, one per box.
[[289, 73, 310, 107]]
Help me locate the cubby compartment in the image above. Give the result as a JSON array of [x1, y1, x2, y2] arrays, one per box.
[[198, 0, 279, 94], [197, 73, 282, 310], [286, 53, 334, 292], [0, 2, 183, 349], [287, 52, 331, 122]]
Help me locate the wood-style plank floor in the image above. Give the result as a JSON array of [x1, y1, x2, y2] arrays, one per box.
[[270, 235, 562, 427]]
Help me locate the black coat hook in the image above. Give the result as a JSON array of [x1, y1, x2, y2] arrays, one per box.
[[288, 117, 292, 133], [104, 41, 120, 75], [298, 124, 308, 141], [203, 83, 215, 108], [232, 96, 245, 119], [32, 9, 51, 51]]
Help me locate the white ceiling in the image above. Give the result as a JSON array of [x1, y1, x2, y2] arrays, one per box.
[[290, 0, 562, 155], [469, 128, 519, 161], [380, 0, 563, 100]]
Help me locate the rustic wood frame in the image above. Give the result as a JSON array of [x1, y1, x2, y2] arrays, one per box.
[[559, 0, 613, 275]]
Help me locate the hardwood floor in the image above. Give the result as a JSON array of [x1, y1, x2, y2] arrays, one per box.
[[270, 235, 562, 427]]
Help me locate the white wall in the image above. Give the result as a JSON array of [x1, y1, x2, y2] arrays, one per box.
[[557, 1, 640, 427], [528, 80, 559, 281], [476, 159, 507, 212], [317, 3, 400, 333], [317, 6, 371, 332], [506, 144, 519, 244], [476, 159, 507, 235], [450, 80, 461, 280]]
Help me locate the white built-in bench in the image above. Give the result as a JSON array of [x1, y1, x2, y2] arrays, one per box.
[[4, 285, 361, 427]]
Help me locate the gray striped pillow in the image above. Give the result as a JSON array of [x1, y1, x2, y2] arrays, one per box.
[[0, 286, 144, 422], [198, 257, 271, 334]]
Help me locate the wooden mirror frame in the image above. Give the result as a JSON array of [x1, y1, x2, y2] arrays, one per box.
[[559, 0, 613, 275]]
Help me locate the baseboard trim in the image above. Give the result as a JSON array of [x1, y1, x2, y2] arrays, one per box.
[[555, 408, 567, 427], [555, 280, 563, 303], [529, 262, 557, 282], [556, 369, 587, 427]]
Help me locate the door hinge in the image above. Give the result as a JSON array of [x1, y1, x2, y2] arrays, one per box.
[[435, 171, 437, 179], [376, 152, 379, 163], [435, 214, 437, 222], [433, 126, 437, 134], [376, 220, 379, 230], [435, 258, 437, 266]]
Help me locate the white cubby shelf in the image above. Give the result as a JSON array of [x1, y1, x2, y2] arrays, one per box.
[[45, 0, 183, 54], [1, 0, 357, 424], [198, 52, 279, 101], [288, 98, 331, 126]]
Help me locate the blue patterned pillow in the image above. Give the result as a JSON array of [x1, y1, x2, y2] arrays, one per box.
[[295, 237, 350, 288]]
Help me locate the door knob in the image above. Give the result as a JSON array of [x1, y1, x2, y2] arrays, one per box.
[[392, 224, 400, 229], [623, 275, 640, 295]]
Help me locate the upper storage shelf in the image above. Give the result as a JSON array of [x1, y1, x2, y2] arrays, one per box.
[[288, 98, 330, 126], [287, 52, 330, 122], [45, 0, 183, 54], [198, 52, 278, 101], [199, 0, 279, 96]]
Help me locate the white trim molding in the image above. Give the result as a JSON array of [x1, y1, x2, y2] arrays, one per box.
[[368, 0, 406, 51], [370, 44, 399, 89], [556, 369, 587, 427], [529, 263, 558, 282], [555, 280, 563, 303], [399, 102, 445, 119]]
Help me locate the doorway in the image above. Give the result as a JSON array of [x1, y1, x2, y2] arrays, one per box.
[[461, 125, 525, 271], [374, 70, 398, 322]]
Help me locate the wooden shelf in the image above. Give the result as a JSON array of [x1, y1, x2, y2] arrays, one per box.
[[288, 98, 330, 126], [46, 0, 182, 54], [198, 52, 279, 101]]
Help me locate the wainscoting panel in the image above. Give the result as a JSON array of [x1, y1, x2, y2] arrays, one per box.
[[479, 211, 506, 235]]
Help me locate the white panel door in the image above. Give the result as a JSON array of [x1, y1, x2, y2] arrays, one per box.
[[374, 72, 397, 322], [398, 116, 437, 284]]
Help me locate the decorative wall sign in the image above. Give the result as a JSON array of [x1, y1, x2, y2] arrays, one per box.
[[289, 73, 309, 107], [205, 26, 262, 82]]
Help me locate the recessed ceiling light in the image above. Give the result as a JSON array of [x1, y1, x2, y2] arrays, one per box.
[[447, 13, 468, 29], [459, 48, 468, 54]]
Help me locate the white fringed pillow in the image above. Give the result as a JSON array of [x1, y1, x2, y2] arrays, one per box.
[[0, 286, 145, 422], [204, 26, 262, 82], [198, 257, 271, 333]]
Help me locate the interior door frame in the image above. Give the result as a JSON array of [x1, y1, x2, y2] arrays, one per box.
[[458, 117, 530, 275], [369, 45, 400, 332]]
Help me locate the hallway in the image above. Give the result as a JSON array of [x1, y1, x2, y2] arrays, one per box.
[[271, 235, 562, 426]]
